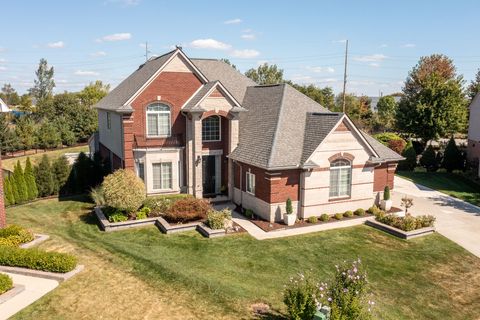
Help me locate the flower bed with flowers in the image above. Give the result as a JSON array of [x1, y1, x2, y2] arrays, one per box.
[[283, 259, 374, 320], [373, 208, 435, 232]]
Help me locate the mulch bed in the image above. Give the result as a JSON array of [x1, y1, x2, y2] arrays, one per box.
[[248, 213, 374, 232]]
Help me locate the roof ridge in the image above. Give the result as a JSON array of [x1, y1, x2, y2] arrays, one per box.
[[283, 82, 330, 112], [267, 85, 287, 168]]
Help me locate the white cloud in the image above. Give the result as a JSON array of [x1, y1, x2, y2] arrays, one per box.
[[353, 54, 387, 62], [57, 79, 69, 84], [332, 39, 347, 44], [0, 58, 6, 63], [47, 41, 65, 48], [307, 66, 335, 73], [91, 51, 107, 57], [379, 44, 388, 48], [230, 49, 260, 58], [0, 66, 6, 71], [97, 33, 132, 42], [224, 18, 242, 24], [369, 63, 380, 67], [75, 70, 100, 76], [241, 34, 256, 40], [0, 47, 5, 52], [403, 43, 416, 48], [190, 39, 231, 50], [105, 0, 141, 6]]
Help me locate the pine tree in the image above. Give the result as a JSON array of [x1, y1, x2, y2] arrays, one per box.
[[420, 145, 438, 172], [24, 157, 38, 200], [10, 175, 19, 204], [13, 161, 28, 203], [34, 155, 55, 197], [443, 137, 463, 173], [52, 155, 70, 194], [3, 177, 12, 206], [398, 140, 417, 171]]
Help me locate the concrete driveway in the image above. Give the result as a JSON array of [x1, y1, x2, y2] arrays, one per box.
[[392, 176, 480, 258]]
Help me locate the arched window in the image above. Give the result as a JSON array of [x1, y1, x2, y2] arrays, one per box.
[[329, 159, 352, 198], [202, 116, 221, 141], [146, 103, 170, 137]]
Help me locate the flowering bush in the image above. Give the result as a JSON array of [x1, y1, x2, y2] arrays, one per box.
[[283, 272, 318, 320], [375, 212, 435, 231]]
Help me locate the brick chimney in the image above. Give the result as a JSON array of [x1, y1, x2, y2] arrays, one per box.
[[0, 155, 5, 228]]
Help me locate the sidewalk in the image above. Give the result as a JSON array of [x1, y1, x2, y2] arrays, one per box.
[[0, 272, 58, 320]]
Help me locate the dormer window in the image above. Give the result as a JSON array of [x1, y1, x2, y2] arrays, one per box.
[[146, 103, 171, 137], [202, 116, 221, 142]]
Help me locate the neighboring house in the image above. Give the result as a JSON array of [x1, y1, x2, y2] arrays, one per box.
[[0, 97, 11, 113], [467, 93, 480, 176], [93, 47, 403, 222]]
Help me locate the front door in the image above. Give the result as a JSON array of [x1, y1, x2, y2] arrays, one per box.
[[202, 155, 216, 196]]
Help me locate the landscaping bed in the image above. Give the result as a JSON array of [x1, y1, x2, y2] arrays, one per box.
[[365, 219, 435, 239]]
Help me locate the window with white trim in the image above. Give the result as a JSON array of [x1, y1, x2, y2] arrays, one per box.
[[106, 112, 111, 130], [329, 159, 352, 198], [246, 171, 255, 194], [146, 103, 171, 137], [152, 162, 172, 189], [202, 116, 221, 141]]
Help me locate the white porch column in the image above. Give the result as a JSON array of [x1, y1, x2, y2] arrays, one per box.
[[185, 117, 194, 194], [227, 114, 240, 200], [192, 113, 203, 198]]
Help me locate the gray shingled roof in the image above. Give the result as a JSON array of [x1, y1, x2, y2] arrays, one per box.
[[361, 132, 405, 162], [191, 59, 257, 103], [95, 50, 176, 110], [183, 81, 218, 111], [229, 84, 330, 169], [301, 112, 344, 165]]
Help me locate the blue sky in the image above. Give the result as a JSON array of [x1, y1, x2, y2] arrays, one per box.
[[1, 0, 479, 96]]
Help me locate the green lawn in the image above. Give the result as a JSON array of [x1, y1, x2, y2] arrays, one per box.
[[397, 171, 480, 206], [2, 145, 89, 171], [5, 198, 480, 320]]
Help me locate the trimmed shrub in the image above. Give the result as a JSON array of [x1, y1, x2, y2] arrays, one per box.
[[367, 205, 381, 215], [3, 177, 14, 206], [443, 137, 463, 172], [10, 175, 19, 205], [13, 161, 28, 203], [136, 207, 151, 220], [283, 273, 318, 320], [334, 213, 343, 220], [0, 245, 77, 273], [420, 145, 438, 172], [70, 152, 95, 193], [398, 140, 417, 171], [102, 169, 146, 213], [143, 194, 191, 217], [206, 208, 232, 230], [343, 210, 354, 218], [354, 208, 366, 216], [320, 213, 330, 222], [24, 157, 38, 200], [308, 216, 318, 223], [34, 154, 55, 197], [244, 209, 254, 219], [286, 197, 293, 215], [0, 273, 13, 295], [164, 197, 211, 223], [52, 155, 71, 194], [383, 186, 391, 200], [0, 225, 34, 244]]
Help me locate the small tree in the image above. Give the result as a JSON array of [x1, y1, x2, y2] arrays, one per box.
[[70, 152, 94, 193], [383, 186, 390, 201], [443, 137, 463, 173], [10, 175, 19, 204], [398, 140, 417, 171], [286, 197, 293, 215], [52, 156, 70, 194], [401, 196, 414, 214], [420, 145, 438, 172], [13, 161, 28, 203], [34, 155, 55, 197], [102, 169, 146, 213], [24, 157, 38, 200], [3, 177, 14, 206]]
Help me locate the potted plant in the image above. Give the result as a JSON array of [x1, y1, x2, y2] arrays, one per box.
[[284, 198, 296, 226], [380, 186, 392, 211]]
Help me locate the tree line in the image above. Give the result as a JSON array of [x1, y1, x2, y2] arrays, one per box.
[[0, 58, 109, 155]]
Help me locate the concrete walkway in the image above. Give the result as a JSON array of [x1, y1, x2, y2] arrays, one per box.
[[393, 176, 480, 258], [0, 272, 58, 320]]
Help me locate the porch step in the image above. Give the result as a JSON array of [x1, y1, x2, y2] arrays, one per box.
[[208, 195, 230, 204]]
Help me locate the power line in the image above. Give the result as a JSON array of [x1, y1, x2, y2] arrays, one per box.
[[342, 40, 348, 113]]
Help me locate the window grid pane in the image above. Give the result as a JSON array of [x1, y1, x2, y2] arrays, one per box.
[[202, 116, 220, 141], [246, 172, 255, 194], [329, 160, 352, 198], [146, 103, 170, 136], [161, 163, 172, 189], [152, 163, 161, 189], [147, 114, 159, 136]]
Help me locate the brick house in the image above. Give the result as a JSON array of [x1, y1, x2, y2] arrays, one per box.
[[93, 47, 403, 222]]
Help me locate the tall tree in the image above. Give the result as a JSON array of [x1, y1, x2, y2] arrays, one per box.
[[0, 83, 20, 106], [396, 54, 468, 143], [377, 96, 397, 131], [245, 63, 284, 85], [442, 137, 463, 172], [78, 81, 110, 107], [467, 68, 480, 101], [15, 116, 37, 150], [24, 157, 38, 200], [52, 155, 70, 194], [37, 121, 61, 149], [18, 94, 34, 113], [34, 155, 55, 197], [289, 83, 336, 110], [220, 58, 237, 70], [3, 176, 14, 206], [13, 161, 28, 203], [29, 58, 55, 101], [9, 175, 19, 204]]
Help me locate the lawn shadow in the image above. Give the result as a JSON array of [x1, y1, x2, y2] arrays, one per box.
[[79, 210, 103, 230], [431, 195, 480, 215], [255, 312, 285, 320]]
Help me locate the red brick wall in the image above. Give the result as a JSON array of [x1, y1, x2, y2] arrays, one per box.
[[374, 162, 397, 191], [233, 161, 300, 203], [0, 156, 5, 228]]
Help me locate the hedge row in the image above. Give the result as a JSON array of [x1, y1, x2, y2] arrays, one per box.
[[0, 245, 77, 273], [0, 273, 13, 295], [0, 225, 34, 245]]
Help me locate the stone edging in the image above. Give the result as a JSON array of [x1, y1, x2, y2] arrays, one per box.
[[0, 284, 25, 304], [365, 219, 435, 239], [94, 207, 158, 232], [0, 265, 85, 282], [20, 234, 50, 248], [196, 223, 226, 238], [154, 217, 201, 234]]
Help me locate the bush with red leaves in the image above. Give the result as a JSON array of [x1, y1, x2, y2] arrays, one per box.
[[163, 198, 211, 223], [388, 139, 406, 154]]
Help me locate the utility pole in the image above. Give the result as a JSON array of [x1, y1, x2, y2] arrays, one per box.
[[144, 41, 150, 62], [342, 40, 349, 113]]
